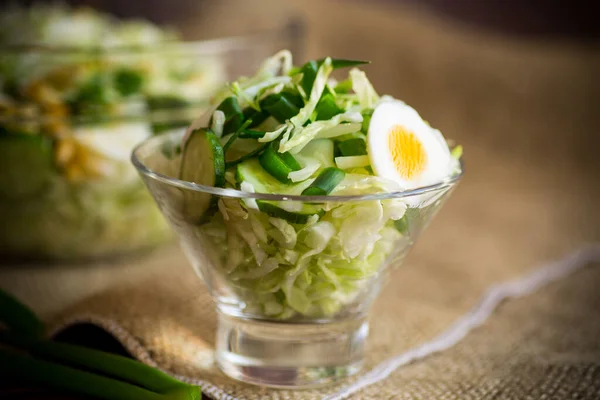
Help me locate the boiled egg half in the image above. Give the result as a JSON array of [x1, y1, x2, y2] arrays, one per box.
[[367, 100, 453, 190]]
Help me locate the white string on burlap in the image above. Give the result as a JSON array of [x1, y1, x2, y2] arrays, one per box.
[[323, 244, 600, 400], [51, 245, 600, 400]]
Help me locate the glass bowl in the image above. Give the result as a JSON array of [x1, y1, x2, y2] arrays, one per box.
[[132, 130, 463, 388], [0, 26, 301, 262]]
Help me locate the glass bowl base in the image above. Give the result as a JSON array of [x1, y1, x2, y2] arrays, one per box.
[[215, 312, 367, 388]]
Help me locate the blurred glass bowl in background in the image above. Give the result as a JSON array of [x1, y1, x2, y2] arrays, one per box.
[[0, 4, 301, 262]]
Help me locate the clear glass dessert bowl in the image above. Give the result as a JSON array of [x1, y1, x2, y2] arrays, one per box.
[[132, 130, 462, 388]]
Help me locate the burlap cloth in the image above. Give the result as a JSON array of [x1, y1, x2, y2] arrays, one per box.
[[1, 1, 600, 398]]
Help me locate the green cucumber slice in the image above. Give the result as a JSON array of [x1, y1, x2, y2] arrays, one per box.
[[256, 200, 324, 224], [179, 128, 225, 223], [0, 134, 53, 199], [297, 139, 335, 169], [302, 167, 345, 196]]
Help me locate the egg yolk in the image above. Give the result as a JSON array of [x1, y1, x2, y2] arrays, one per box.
[[388, 125, 427, 180]]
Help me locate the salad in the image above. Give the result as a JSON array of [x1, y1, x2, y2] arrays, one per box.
[[177, 51, 463, 319], [0, 3, 225, 260]]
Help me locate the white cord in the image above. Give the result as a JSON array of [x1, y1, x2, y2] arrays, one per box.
[[323, 245, 600, 400]]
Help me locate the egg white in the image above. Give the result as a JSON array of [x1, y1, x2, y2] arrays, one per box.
[[367, 100, 452, 190]]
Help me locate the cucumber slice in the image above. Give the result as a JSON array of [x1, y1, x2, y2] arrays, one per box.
[[297, 139, 335, 169], [256, 200, 324, 224], [179, 128, 225, 223], [236, 158, 312, 195], [0, 134, 53, 199]]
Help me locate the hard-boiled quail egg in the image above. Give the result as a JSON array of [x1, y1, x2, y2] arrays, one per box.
[[367, 100, 453, 190]]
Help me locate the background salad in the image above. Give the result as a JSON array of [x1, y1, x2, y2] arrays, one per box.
[[0, 3, 227, 261]]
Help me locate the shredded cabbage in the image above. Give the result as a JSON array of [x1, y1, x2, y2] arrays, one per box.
[[288, 156, 321, 182], [211, 110, 225, 138], [350, 68, 380, 109], [259, 58, 334, 145], [279, 111, 362, 154]]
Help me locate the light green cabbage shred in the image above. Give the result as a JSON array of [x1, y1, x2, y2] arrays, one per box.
[[198, 187, 408, 319], [350, 68, 380, 109], [279, 111, 362, 154]]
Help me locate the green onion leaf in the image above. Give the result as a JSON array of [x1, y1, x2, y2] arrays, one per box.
[[0, 289, 44, 338], [323, 58, 370, 69], [0, 349, 199, 400]]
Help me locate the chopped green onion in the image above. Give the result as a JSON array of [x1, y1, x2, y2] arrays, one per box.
[[243, 107, 270, 128], [314, 93, 343, 121], [302, 167, 345, 196], [258, 142, 301, 183], [262, 93, 300, 123], [256, 200, 324, 224], [280, 151, 302, 171], [299, 58, 370, 97], [361, 109, 373, 133], [217, 96, 244, 135], [337, 138, 367, 156], [239, 129, 266, 139], [300, 60, 319, 98], [394, 215, 409, 234]]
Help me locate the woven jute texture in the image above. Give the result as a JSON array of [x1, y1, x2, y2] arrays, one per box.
[[2, 1, 600, 399]]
